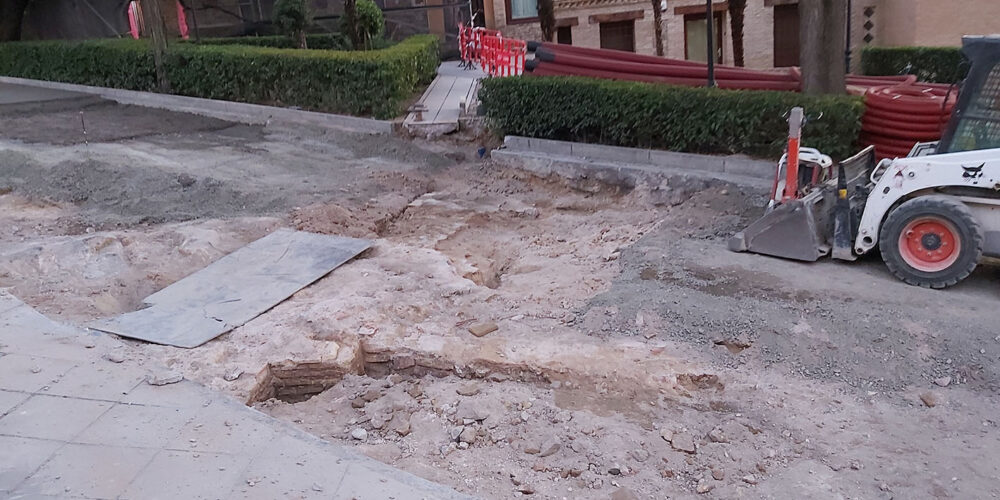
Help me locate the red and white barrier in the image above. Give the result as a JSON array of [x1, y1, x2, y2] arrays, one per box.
[[457, 23, 525, 77]]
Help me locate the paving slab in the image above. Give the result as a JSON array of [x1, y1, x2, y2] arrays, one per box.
[[15, 443, 157, 498], [0, 291, 475, 500], [0, 82, 90, 105], [88, 229, 371, 348], [405, 61, 484, 136]]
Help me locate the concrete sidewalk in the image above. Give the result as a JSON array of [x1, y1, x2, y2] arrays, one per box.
[[0, 291, 473, 500], [404, 62, 485, 137]]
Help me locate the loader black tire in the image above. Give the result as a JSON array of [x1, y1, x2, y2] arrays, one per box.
[[879, 195, 983, 289]]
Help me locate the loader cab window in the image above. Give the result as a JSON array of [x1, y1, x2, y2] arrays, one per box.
[[950, 62, 1000, 152]]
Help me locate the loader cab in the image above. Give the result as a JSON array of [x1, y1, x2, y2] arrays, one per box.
[[938, 36, 1000, 154]]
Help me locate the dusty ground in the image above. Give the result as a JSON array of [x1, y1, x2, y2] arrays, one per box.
[[2, 98, 1000, 499]]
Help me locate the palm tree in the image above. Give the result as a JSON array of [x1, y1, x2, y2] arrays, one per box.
[[1, 0, 32, 41], [728, 0, 746, 66], [537, 0, 555, 42], [650, 0, 663, 56]]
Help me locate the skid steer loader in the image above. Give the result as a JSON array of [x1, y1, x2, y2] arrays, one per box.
[[730, 35, 1000, 288]]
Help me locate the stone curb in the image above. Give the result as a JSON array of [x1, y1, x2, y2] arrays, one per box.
[[0, 76, 394, 135], [500, 136, 776, 181], [492, 149, 773, 193]]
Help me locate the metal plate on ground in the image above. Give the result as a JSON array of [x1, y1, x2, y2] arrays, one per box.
[[88, 229, 371, 348]]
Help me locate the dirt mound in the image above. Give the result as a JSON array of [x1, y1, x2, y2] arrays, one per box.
[[0, 154, 289, 226]]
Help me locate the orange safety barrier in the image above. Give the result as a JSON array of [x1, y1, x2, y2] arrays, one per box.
[[458, 23, 471, 64], [479, 30, 502, 75], [495, 38, 527, 76], [457, 23, 526, 77]]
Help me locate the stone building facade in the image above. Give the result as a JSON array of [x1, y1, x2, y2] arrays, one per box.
[[485, 0, 1000, 69]]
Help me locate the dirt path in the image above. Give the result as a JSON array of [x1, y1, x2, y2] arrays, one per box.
[[2, 102, 999, 499]]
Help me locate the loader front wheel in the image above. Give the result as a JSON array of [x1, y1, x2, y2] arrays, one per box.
[[880, 196, 983, 289]]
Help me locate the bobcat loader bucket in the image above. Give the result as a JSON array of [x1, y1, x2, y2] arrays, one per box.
[[728, 145, 876, 262], [728, 189, 832, 261]]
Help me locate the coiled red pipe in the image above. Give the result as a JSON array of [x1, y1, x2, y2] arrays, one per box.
[[860, 84, 956, 160]]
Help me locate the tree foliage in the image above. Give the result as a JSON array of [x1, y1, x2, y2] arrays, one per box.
[[342, 0, 384, 50], [273, 0, 312, 49]]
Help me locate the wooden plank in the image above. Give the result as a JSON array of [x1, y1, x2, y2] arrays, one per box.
[[88, 230, 370, 348]]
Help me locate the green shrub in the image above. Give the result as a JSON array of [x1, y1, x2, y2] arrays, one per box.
[[196, 34, 350, 50], [861, 46, 966, 84], [479, 76, 865, 159], [0, 35, 439, 119]]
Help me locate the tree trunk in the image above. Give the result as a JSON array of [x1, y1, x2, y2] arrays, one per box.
[[343, 0, 361, 49], [800, 0, 846, 94], [0, 0, 31, 42], [537, 0, 555, 42], [297, 29, 307, 49], [728, 0, 746, 67], [142, 0, 171, 92], [650, 0, 663, 56]]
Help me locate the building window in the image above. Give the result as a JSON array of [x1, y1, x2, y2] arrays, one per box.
[[684, 12, 723, 63], [239, 0, 262, 22], [773, 3, 800, 67], [599, 20, 634, 52], [506, 0, 538, 22], [557, 25, 572, 44]]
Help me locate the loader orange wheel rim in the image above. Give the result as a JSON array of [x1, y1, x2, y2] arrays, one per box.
[[897, 217, 961, 272]]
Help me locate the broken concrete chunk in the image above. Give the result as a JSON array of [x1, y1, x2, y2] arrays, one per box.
[[467, 322, 498, 337], [350, 428, 368, 440], [611, 487, 639, 500], [670, 433, 696, 454], [103, 351, 126, 364], [456, 383, 481, 396], [406, 383, 424, 399], [516, 484, 535, 495], [933, 376, 952, 387], [660, 429, 674, 443], [920, 392, 938, 407], [538, 439, 561, 458], [630, 448, 650, 462], [458, 427, 477, 444], [389, 412, 411, 437], [707, 427, 729, 443], [456, 400, 490, 421], [223, 368, 243, 382], [148, 371, 183, 386]]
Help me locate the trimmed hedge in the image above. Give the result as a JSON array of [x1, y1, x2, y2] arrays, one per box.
[[197, 33, 350, 50], [480, 76, 865, 159], [861, 46, 966, 84], [0, 34, 438, 118]]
